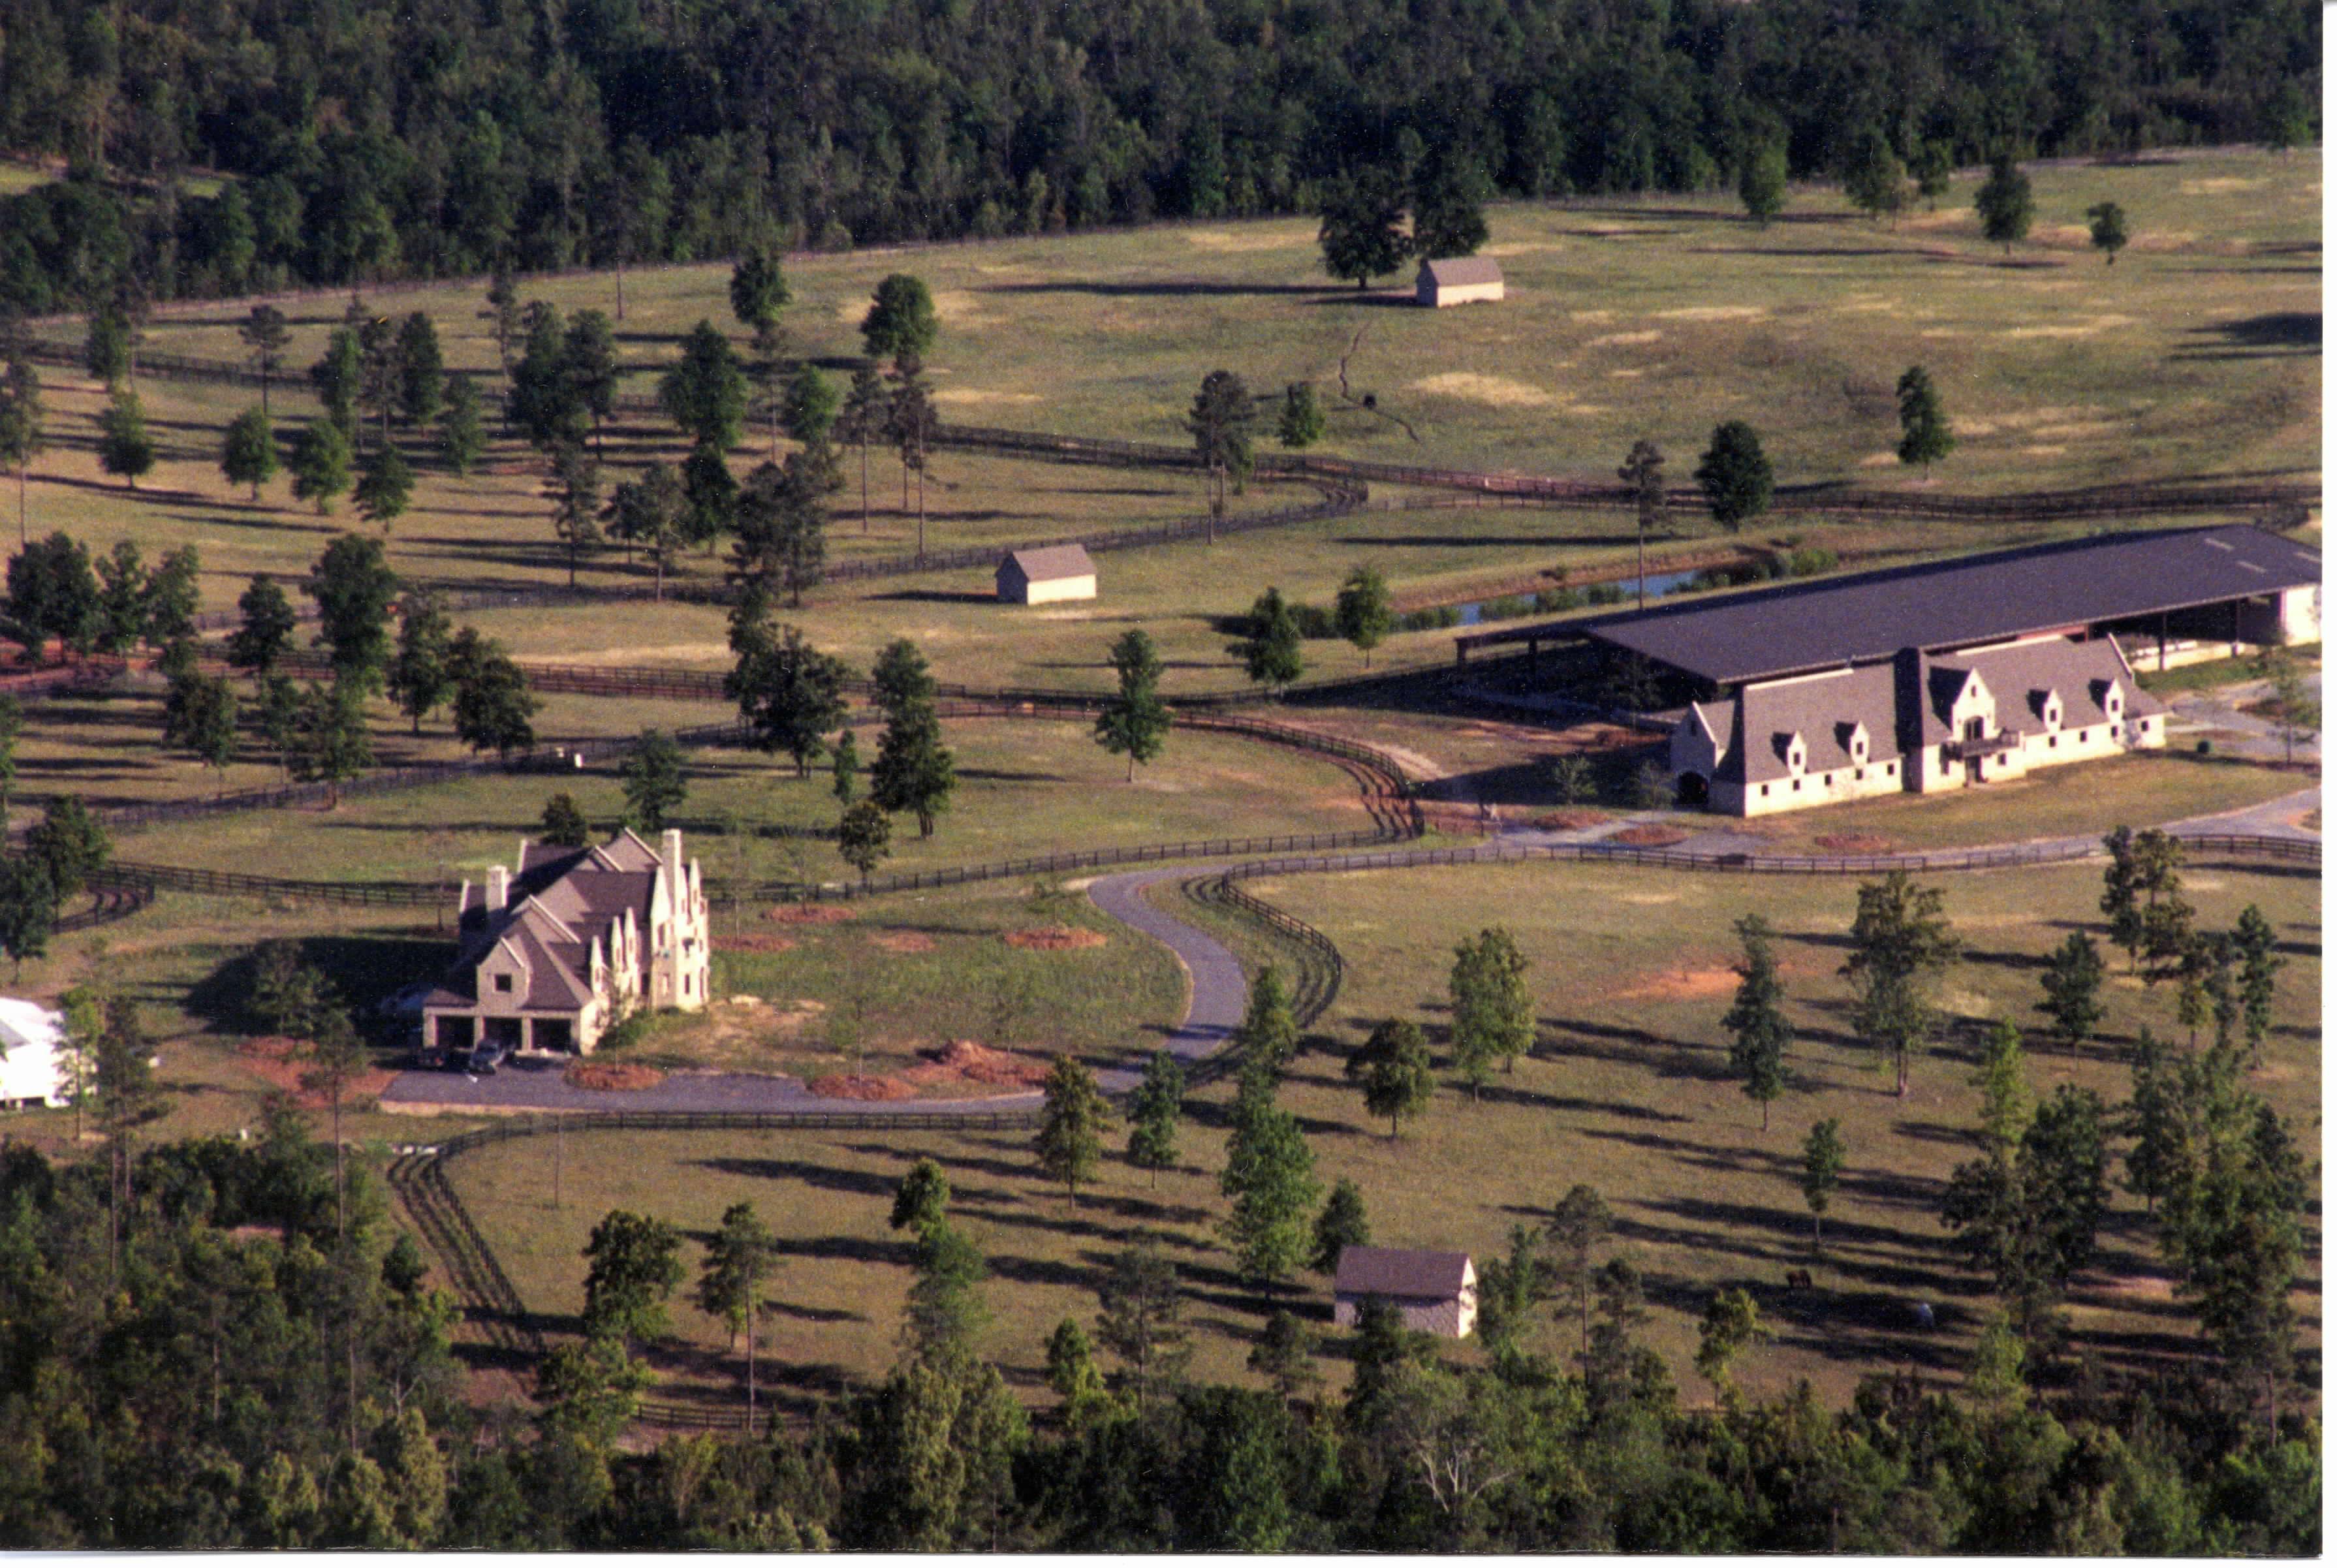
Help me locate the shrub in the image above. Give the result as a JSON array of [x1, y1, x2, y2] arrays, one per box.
[[1784, 546, 1839, 577], [1584, 584, 1625, 607], [1479, 594, 1531, 622], [1534, 587, 1585, 613]]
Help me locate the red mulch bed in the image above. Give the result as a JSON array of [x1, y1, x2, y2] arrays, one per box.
[[563, 1061, 666, 1091], [764, 904, 853, 926], [1002, 926, 1107, 950], [236, 1037, 398, 1108], [1612, 824, 1690, 847], [806, 1073, 918, 1101], [714, 933, 798, 952]]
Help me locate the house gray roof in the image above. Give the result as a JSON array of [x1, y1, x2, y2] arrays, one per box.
[[1420, 255, 1503, 288], [432, 830, 668, 1011], [999, 544, 1095, 583], [1334, 1246, 1474, 1300], [1565, 525, 2319, 686], [1727, 662, 1902, 785], [1913, 635, 2162, 744]]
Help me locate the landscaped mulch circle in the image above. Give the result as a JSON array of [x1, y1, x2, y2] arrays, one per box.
[[714, 933, 798, 953], [1613, 824, 1690, 847], [236, 1042, 398, 1108], [806, 1073, 918, 1101], [238, 1035, 307, 1060], [764, 904, 853, 925], [563, 1061, 666, 1092], [870, 931, 939, 954], [1535, 809, 1612, 831], [1001, 925, 1107, 950], [1813, 833, 1897, 853], [1614, 967, 1742, 1001]]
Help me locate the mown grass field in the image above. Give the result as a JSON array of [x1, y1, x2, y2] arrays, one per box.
[[111, 144, 2321, 497], [111, 713, 1382, 883], [446, 854, 2317, 1417]]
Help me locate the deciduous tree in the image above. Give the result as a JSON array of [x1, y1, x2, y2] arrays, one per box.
[[1234, 586, 1304, 697], [1334, 564, 1394, 667], [291, 419, 354, 514], [837, 798, 892, 886], [387, 590, 454, 733], [860, 274, 939, 363], [619, 729, 687, 830], [1317, 170, 1410, 289], [540, 792, 590, 848], [1310, 1176, 1370, 1272], [0, 356, 42, 546], [289, 679, 374, 806], [1347, 1014, 1436, 1137], [1974, 157, 2034, 253], [228, 573, 296, 676], [307, 533, 400, 693], [353, 443, 413, 533], [95, 389, 153, 488], [582, 1209, 685, 1349], [1841, 871, 1959, 1095], [221, 407, 278, 499], [659, 320, 748, 450], [1738, 136, 1787, 225], [2086, 200, 2128, 266], [1695, 420, 1773, 531], [447, 627, 538, 756], [437, 375, 484, 475], [1449, 926, 1534, 1094]]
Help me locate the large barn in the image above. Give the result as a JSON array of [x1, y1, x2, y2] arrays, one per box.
[[1453, 524, 2320, 817]]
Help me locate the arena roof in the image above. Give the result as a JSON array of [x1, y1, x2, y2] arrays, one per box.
[[1486, 525, 2320, 686]]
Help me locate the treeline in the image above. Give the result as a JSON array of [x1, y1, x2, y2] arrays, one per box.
[[0, 0, 2319, 310]]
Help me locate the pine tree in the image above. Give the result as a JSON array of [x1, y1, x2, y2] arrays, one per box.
[[1034, 1054, 1110, 1201], [96, 389, 154, 488], [2036, 930, 2107, 1057], [1333, 565, 1394, 668], [437, 376, 485, 475], [1721, 913, 1792, 1129], [695, 1201, 776, 1418], [1094, 629, 1170, 780], [1276, 381, 1325, 448], [1231, 965, 1299, 1078], [1841, 871, 1959, 1095], [1801, 1118, 1845, 1249], [1895, 365, 1956, 473], [1310, 1177, 1370, 1272], [1125, 1050, 1184, 1187], [618, 729, 687, 830], [1449, 926, 1535, 1097], [1974, 157, 2035, 253], [1234, 587, 1304, 697]]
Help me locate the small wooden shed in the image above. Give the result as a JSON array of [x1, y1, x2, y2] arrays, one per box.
[[1333, 1246, 1478, 1338], [996, 544, 1097, 605], [1416, 255, 1505, 308]]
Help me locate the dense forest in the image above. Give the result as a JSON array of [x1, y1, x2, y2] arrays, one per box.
[[0, 1119, 2319, 1551], [0, 0, 2320, 309]]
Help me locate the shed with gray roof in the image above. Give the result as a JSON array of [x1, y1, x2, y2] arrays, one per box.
[[1333, 1246, 1478, 1337], [997, 544, 1097, 605], [1417, 255, 1505, 307]]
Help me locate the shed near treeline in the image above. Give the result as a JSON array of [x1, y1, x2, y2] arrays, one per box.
[[997, 544, 1097, 605], [1332, 1245, 1479, 1338], [1417, 255, 1505, 307]]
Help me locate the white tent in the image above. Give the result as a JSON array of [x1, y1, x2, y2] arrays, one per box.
[[0, 998, 69, 1109]]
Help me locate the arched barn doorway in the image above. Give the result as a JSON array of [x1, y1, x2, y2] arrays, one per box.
[[1675, 772, 1710, 808]]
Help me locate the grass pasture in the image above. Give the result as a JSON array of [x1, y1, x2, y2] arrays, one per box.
[[447, 853, 2317, 1419], [116, 144, 2321, 499], [110, 712, 1381, 883]]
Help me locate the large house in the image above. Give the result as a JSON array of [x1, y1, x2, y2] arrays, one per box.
[[1670, 634, 2165, 815], [1449, 524, 2320, 818], [1332, 1246, 1479, 1338], [420, 828, 710, 1056]]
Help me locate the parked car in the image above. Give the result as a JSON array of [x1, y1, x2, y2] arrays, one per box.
[[468, 1041, 509, 1076]]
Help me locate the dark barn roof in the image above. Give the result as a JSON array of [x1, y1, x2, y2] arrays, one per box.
[[1333, 1246, 1473, 1299], [1548, 525, 2320, 687]]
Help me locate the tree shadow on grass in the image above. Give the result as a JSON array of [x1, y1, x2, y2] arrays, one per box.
[[868, 588, 1000, 605], [183, 931, 446, 1041], [1539, 1014, 1740, 1084], [692, 1153, 902, 1200]]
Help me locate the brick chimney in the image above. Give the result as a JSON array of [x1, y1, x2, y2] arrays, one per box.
[[487, 865, 510, 911]]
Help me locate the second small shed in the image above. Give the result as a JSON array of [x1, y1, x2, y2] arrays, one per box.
[[1416, 255, 1505, 307], [997, 544, 1097, 605], [1332, 1245, 1479, 1338]]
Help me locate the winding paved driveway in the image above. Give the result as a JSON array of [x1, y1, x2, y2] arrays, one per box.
[[379, 789, 2315, 1119]]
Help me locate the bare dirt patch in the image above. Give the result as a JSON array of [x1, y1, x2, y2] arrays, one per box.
[[870, 931, 939, 954], [1535, 809, 1612, 831], [1813, 833, 1898, 853], [714, 933, 798, 953], [1002, 926, 1108, 950], [238, 1035, 306, 1061], [765, 904, 853, 926], [1614, 965, 1739, 1001], [806, 1073, 918, 1101], [564, 1061, 667, 1092], [900, 1039, 1052, 1090], [1613, 824, 1690, 847]]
